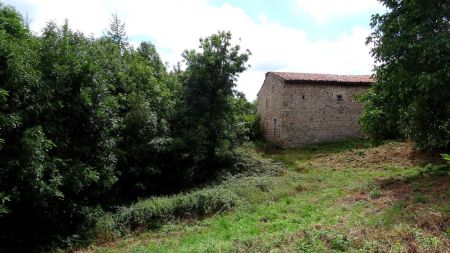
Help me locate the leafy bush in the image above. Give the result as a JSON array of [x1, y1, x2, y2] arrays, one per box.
[[228, 148, 284, 177], [87, 149, 284, 244], [357, 88, 403, 145], [362, 0, 450, 151], [91, 187, 240, 240], [232, 92, 262, 143], [443, 154, 450, 163]]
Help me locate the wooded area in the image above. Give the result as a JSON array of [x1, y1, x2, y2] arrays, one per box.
[[0, 4, 258, 251], [0, 0, 448, 252]]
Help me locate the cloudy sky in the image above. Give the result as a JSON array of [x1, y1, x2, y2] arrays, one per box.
[[5, 0, 385, 100]]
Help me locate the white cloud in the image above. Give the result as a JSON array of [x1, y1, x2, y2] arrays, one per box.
[[5, 0, 375, 100], [295, 0, 384, 23]]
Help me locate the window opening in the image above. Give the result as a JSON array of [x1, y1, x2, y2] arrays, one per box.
[[273, 118, 277, 135]]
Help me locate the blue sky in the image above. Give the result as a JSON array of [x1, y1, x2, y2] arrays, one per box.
[[4, 0, 385, 100], [209, 0, 378, 40]]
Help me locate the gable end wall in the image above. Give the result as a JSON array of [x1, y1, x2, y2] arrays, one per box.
[[256, 74, 284, 143]]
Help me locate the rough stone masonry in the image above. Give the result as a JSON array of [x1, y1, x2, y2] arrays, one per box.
[[256, 72, 372, 148]]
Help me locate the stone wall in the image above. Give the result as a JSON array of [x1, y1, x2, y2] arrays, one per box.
[[280, 83, 368, 147], [257, 75, 369, 147], [256, 74, 284, 143]]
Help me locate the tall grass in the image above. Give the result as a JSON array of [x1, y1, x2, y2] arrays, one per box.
[[82, 149, 286, 245]]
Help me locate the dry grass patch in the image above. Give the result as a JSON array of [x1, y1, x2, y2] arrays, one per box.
[[310, 141, 432, 170]]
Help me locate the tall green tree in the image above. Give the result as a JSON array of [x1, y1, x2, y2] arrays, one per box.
[[0, 14, 121, 250], [106, 14, 128, 51], [0, 2, 41, 220], [114, 42, 176, 197], [177, 31, 250, 171], [361, 0, 450, 151]]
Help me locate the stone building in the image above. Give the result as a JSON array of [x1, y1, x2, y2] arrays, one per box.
[[256, 72, 372, 148]]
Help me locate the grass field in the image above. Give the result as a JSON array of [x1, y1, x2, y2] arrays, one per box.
[[80, 140, 450, 253]]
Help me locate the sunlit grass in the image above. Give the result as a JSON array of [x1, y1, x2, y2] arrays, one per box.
[[81, 139, 450, 253]]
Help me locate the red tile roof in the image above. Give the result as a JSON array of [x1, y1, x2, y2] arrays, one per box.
[[269, 72, 373, 85]]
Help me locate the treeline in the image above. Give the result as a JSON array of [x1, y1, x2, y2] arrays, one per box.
[[0, 3, 259, 251], [360, 0, 450, 152]]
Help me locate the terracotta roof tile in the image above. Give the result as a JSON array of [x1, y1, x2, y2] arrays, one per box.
[[269, 72, 373, 85]]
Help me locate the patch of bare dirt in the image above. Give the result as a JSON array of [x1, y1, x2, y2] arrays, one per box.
[[310, 141, 433, 170]]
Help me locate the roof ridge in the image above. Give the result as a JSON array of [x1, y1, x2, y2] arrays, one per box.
[[268, 72, 373, 84]]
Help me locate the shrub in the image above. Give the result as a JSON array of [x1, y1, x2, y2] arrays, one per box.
[[254, 140, 283, 154], [232, 92, 262, 143], [369, 187, 382, 199], [92, 187, 240, 240], [443, 154, 450, 164], [229, 149, 284, 177], [88, 151, 284, 244]]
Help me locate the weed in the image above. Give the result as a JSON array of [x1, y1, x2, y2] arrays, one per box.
[[442, 205, 450, 215], [369, 187, 382, 199], [331, 236, 349, 252], [254, 140, 283, 153], [295, 184, 307, 192], [391, 242, 404, 253], [318, 230, 349, 252], [419, 164, 450, 177], [414, 193, 428, 204], [355, 149, 365, 156], [423, 236, 440, 249], [295, 239, 316, 253], [380, 202, 405, 228], [294, 163, 311, 173], [284, 197, 292, 205]]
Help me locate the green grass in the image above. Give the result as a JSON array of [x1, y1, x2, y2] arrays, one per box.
[[81, 139, 450, 253]]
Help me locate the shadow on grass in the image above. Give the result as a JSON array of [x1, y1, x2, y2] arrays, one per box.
[[256, 138, 373, 155], [256, 138, 374, 169]]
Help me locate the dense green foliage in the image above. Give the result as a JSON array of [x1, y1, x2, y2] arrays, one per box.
[[233, 92, 261, 143], [443, 154, 450, 163], [174, 31, 251, 177], [90, 148, 284, 245], [0, 3, 255, 251], [360, 0, 450, 151]]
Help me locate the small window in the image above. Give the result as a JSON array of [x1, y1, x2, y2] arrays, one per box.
[[266, 99, 268, 109], [273, 118, 277, 134], [302, 95, 305, 100], [337, 95, 343, 101]]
